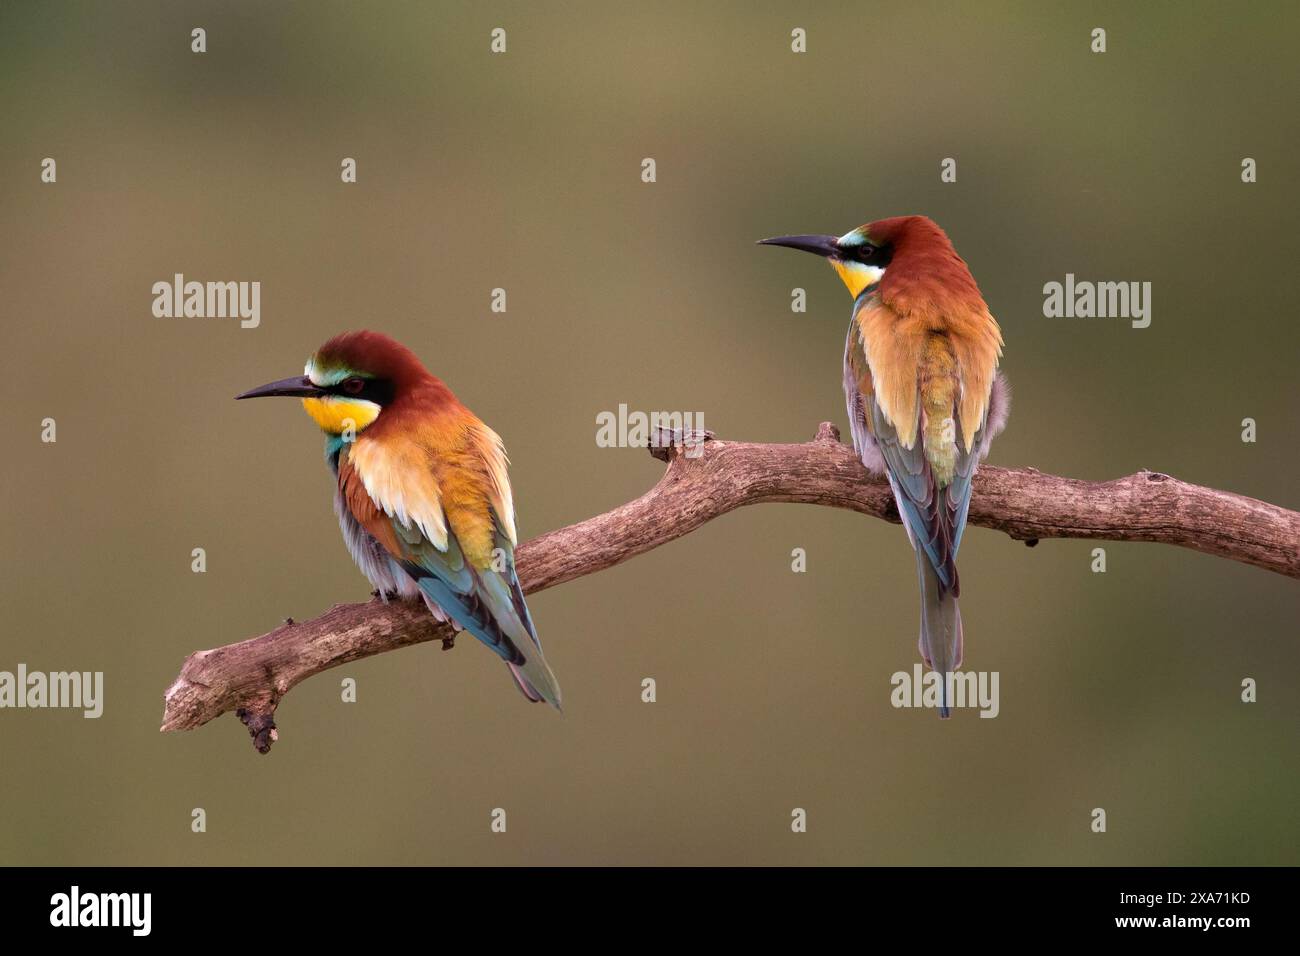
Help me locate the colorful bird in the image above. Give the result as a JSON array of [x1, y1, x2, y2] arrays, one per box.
[[760, 217, 1007, 716], [235, 331, 562, 709]]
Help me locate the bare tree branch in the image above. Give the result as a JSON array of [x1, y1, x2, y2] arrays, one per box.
[[161, 423, 1299, 752]]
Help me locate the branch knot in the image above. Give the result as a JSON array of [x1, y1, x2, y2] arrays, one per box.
[[814, 421, 841, 444], [648, 425, 715, 462]]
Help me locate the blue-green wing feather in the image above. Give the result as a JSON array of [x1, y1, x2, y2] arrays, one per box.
[[388, 507, 560, 707], [391, 515, 525, 664], [866, 393, 960, 594]]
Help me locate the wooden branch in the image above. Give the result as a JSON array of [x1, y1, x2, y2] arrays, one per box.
[[161, 423, 1299, 752]]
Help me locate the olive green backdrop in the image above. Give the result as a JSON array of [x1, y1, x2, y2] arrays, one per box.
[[2, 1, 1297, 865]]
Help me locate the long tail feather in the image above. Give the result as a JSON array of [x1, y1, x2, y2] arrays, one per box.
[[507, 657, 563, 711], [915, 547, 963, 718]]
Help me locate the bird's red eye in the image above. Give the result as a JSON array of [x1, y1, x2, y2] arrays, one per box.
[[343, 378, 365, 395]]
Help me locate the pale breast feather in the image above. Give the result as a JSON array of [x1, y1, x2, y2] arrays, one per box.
[[470, 421, 517, 546], [856, 296, 1003, 454], [854, 297, 926, 448], [947, 305, 1004, 452], [347, 433, 449, 551]]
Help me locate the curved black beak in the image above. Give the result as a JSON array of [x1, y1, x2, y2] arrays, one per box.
[[235, 375, 327, 400], [757, 234, 842, 258]]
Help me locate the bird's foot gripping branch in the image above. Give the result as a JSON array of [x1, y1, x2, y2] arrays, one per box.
[[161, 423, 1300, 753]]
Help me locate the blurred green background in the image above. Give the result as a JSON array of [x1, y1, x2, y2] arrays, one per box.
[[2, 1, 1297, 865]]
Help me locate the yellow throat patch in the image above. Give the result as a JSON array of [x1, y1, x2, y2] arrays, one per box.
[[831, 259, 885, 300], [301, 396, 381, 435]]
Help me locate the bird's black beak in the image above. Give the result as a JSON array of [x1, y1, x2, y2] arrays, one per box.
[[757, 234, 842, 258], [235, 375, 327, 400]]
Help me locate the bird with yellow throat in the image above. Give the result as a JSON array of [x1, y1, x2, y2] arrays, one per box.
[[761, 217, 1007, 717], [236, 331, 562, 709]]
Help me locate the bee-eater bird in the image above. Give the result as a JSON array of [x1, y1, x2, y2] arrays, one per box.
[[760, 216, 1007, 717], [235, 330, 562, 709]]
